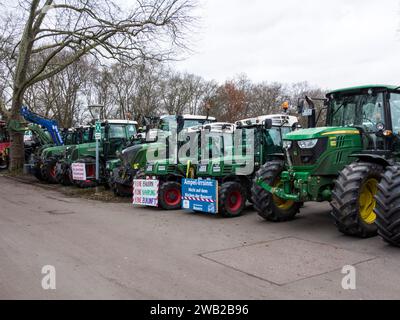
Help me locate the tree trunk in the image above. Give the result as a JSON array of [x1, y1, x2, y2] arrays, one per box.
[[9, 95, 25, 173]]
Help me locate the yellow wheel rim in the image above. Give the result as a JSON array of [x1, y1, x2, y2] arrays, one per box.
[[272, 179, 295, 210], [359, 178, 378, 225]]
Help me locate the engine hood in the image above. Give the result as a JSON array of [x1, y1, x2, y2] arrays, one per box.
[[284, 127, 360, 141]]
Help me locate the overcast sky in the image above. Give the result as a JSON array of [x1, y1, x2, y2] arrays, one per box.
[[163, 0, 400, 90]]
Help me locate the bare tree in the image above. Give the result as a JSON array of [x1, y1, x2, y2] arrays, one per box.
[[3, 0, 197, 171]]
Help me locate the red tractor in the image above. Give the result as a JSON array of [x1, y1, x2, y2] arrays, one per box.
[[0, 121, 10, 170]]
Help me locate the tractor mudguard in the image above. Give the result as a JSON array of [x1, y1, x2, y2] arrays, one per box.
[[349, 153, 391, 168]]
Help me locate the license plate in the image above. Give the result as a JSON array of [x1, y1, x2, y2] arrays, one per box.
[[199, 165, 207, 172]]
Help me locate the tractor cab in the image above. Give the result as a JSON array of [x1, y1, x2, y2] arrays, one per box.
[[103, 120, 138, 158], [283, 85, 400, 175]]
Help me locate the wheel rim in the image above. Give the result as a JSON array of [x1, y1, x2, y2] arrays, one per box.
[[227, 190, 243, 212], [164, 187, 181, 207], [272, 179, 294, 210], [359, 178, 378, 224]]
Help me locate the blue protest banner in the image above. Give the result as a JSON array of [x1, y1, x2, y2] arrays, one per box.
[[181, 179, 218, 214]]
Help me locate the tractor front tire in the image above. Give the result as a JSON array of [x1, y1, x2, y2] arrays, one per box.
[[375, 166, 400, 246], [219, 182, 246, 218], [252, 161, 301, 222], [331, 162, 383, 238], [159, 181, 182, 210]]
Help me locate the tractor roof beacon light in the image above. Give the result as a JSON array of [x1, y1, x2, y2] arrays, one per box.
[[89, 104, 104, 121], [282, 101, 289, 113]]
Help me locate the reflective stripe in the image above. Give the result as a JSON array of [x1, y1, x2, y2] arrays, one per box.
[[321, 130, 359, 136]]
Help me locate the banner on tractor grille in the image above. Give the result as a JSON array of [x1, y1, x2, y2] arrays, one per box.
[[71, 163, 86, 181], [133, 179, 159, 207], [181, 179, 218, 214]]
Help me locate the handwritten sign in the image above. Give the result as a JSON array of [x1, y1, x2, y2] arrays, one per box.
[[71, 163, 86, 181], [133, 179, 159, 207]]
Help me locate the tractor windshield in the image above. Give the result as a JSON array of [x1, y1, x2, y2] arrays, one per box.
[[127, 124, 137, 138], [267, 126, 292, 147], [109, 125, 127, 139], [328, 92, 385, 133]]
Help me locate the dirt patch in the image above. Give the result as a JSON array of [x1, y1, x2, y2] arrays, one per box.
[[1, 173, 132, 204]]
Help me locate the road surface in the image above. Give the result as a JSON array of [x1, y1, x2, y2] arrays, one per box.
[[0, 176, 400, 300]]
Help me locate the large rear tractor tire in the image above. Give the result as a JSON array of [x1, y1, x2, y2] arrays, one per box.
[[375, 166, 400, 246], [219, 182, 246, 218], [252, 161, 301, 222], [42, 159, 59, 184], [56, 163, 73, 186], [32, 162, 46, 182], [331, 162, 383, 238], [159, 181, 182, 210]]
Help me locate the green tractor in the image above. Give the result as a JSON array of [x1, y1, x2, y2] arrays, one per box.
[[196, 114, 299, 217], [35, 127, 95, 184], [253, 85, 400, 240], [66, 120, 138, 188], [144, 122, 235, 210], [112, 115, 217, 197]]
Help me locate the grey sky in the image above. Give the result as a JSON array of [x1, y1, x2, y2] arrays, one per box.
[[166, 0, 400, 90]]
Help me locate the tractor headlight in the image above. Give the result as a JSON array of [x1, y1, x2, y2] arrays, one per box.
[[283, 140, 292, 149], [297, 139, 318, 149]]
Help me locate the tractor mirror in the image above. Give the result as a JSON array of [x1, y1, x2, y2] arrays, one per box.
[[264, 119, 273, 130], [297, 99, 305, 114], [292, 122, 302, 131]]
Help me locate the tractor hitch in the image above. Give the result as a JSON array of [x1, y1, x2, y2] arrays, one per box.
[[256, 179, 301, 201]]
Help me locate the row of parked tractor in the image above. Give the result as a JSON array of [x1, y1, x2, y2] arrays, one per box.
[[2, 84, 400, 247]]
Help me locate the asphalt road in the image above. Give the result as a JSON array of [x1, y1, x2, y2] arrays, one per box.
[[1, 176, 400, 300]]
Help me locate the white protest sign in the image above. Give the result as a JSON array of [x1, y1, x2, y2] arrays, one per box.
[[133, 179, 159, 207], [71, 163, 86, 181]]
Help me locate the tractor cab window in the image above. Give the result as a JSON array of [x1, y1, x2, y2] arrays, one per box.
[[184, 119, 214, 129], [82, 130, 91, 143], [329, 92, 386, 149], [389, 93, 400, 135], [329, 93, 385, 131], [266, 126, 292, 147], [109, 125, 126, 139], [126, 125, 137, 139]]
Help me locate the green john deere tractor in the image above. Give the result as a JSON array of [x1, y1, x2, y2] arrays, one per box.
[[112, 115, 217, 197], [253, 85, 400, 240], [144, 122, 234, 210], [196, 114, 299, 217]]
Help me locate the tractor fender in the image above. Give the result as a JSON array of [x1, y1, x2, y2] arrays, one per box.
[[349, 154, 391, 168], [164, 174, 184, 182], [222, 174, 251, 186]]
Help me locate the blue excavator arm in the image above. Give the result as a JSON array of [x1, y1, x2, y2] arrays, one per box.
[[20, 106, 64, 146]]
